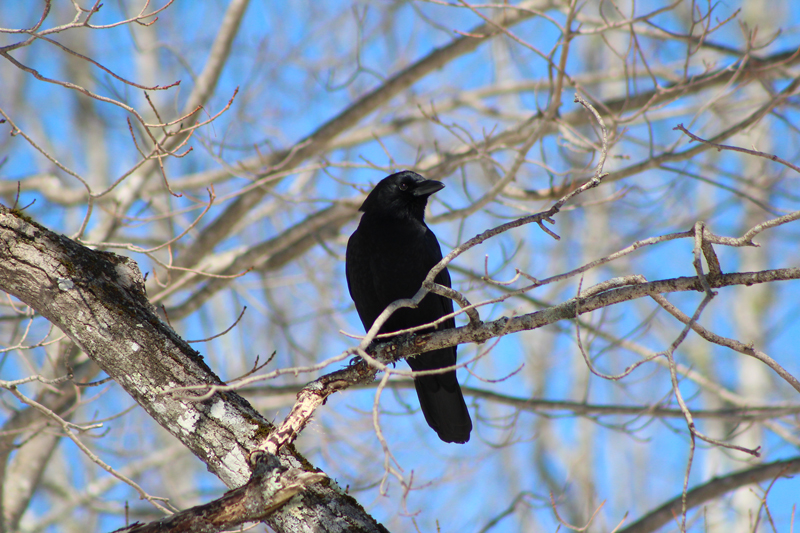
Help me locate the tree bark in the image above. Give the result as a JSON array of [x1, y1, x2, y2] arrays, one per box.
[[0, 205, 388, 533]]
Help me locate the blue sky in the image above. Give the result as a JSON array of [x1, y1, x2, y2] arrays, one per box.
[[2, 1, 800, 532]]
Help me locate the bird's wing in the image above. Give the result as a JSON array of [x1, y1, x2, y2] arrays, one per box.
[[345, 229, 379, 331]]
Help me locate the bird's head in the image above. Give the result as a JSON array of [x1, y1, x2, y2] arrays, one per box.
[[358, 171, 445, 221]]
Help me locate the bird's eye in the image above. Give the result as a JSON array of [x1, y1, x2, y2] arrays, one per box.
[[398, 182, 409, 191]]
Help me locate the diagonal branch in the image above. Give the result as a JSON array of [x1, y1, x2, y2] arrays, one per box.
[[252, 267, 800, 456], [0, 205, 387, 533], [112, 454, 328, 533], [617, 457, 800, 533]]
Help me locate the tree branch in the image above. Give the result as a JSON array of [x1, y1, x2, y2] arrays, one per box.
[[112, 454, 327, 533], [0, 205, 387, 533], [617, 457, 800, 533]]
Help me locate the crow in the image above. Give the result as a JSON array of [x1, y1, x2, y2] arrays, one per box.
[[346, 170, 472, 443]]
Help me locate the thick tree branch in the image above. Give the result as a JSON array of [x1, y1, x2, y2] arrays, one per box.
[[0, 205, 387, 533], [112, 454, 327, 533]]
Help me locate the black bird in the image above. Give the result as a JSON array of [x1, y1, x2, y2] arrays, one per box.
[[346, 171, 472, 443]]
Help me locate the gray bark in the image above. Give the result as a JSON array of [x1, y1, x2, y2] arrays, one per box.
[[0, 205, 387, 533]]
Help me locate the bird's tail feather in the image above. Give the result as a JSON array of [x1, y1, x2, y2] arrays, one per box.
[[414, 373, 472, 443]]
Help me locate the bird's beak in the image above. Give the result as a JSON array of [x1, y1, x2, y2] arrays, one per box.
[[412, 179, 445, 197]]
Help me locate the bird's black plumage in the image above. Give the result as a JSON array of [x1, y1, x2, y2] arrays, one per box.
[[346, 171, 472, 443]]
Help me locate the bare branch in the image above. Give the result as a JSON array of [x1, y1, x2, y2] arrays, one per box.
[[618, 458, 800, 533]]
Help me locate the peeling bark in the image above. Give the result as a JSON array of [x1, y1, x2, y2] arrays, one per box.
[[0, 205, 388, 533]]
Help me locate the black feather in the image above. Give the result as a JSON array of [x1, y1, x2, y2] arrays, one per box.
[[346, 171, 472, 443]]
